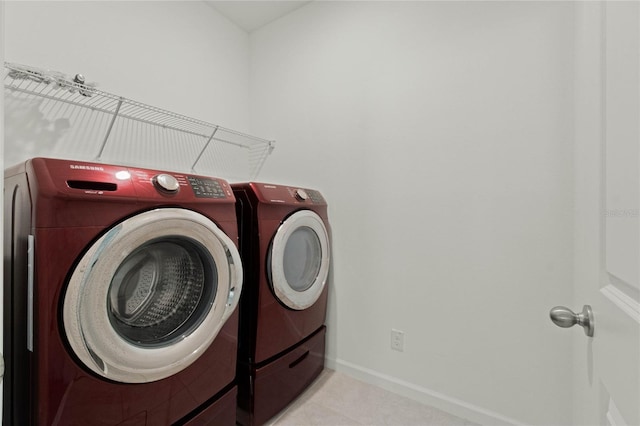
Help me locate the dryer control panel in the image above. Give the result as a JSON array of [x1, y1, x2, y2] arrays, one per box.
[[289, 187, 325, 204], [250, 183, 326, 206]]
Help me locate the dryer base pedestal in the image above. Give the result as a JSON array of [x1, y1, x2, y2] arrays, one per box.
[[237, 326, 326, 426]]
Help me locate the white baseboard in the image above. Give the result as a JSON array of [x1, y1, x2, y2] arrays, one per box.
[[325, 357, 524, 426]]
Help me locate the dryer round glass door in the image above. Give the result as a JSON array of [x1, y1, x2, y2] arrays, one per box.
[[62, 208, 242, 384], [269, 210, 330, 310]]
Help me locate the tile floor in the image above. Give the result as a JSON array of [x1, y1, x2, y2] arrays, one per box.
[[268, 369, 480, 426]]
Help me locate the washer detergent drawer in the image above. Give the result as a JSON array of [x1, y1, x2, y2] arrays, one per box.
[[251, 326, 326, 426]]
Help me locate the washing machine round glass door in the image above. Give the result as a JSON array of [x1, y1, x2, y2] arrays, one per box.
[[269, 210, 330, 310], [62, 208, 242, 384]]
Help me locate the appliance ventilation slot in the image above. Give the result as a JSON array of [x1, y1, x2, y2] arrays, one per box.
[[4, 62, 275, 181]]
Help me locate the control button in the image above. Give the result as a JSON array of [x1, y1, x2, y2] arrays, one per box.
[[294, 189, 309, 201], [153, 174, 180, 194]]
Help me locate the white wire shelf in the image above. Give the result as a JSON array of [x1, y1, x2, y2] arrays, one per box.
[[4, 62, 275, 181]]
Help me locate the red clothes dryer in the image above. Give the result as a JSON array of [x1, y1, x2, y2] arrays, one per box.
[[4, 158, 243, 425], [232, 183, 331, 426]]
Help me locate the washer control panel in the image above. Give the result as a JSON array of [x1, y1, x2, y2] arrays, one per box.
[[38, 158, 234, 202], [187, 176, 227, 199]]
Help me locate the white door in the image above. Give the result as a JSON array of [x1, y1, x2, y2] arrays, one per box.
[[568, 2, 640, 425]]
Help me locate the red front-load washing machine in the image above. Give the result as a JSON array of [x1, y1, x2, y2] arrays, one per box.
[[232, 183, 331, 426], [4, 157, 243, 425]]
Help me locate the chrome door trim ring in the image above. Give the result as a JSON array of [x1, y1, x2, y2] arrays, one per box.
[[269, 210, 330, 310]]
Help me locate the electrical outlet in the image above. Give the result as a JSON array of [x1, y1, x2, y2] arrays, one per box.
[[391, 329, 404, 352]]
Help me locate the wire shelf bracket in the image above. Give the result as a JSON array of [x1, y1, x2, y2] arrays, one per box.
[[96, 96, 124, 161]]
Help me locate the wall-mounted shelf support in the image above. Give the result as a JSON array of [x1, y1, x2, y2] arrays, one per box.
[[191, 126, 219, 172], [96, 96, 124, 161]]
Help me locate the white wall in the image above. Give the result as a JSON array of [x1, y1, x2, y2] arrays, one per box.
[[3, 1, 579, 424], [250, 2, 575, 425], [4, 1, 250, 166]]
